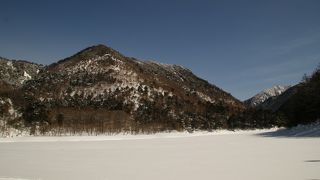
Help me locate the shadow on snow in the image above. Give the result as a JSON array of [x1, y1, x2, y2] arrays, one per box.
[[257, 123, 320, 138]]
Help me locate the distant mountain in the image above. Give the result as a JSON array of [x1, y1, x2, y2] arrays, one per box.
[[244, 85, 290, 107], [1, 45, 245, 135], [258, 85, 299, 112], [246, 66, 320, 127]]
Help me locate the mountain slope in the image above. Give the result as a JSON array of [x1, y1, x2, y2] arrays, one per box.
[[20, 44, 244, 134], [258, 85, 299, 112], [244, 85, 290, 107], [0, 57, 43, 135], [0, 57, 42, 90], [277, 67, 320, 126], [249, 66, 320, 127]]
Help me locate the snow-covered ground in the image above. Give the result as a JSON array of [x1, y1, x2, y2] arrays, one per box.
[[259, 121, 320, 137], [0, 129, 275, 142], [0, 127, 319, 180]]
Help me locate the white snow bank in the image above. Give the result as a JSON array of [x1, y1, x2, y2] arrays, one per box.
[[0, 178, 35, 180], [1, 121, 318, 143], [0, 129, 276, 143]]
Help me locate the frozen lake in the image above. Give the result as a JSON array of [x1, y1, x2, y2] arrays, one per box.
[[0, 130, 319, 180]]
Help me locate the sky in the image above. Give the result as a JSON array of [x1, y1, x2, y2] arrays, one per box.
[[0, 0, 320, 100]]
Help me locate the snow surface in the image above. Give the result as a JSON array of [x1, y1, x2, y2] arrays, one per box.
[[0, 178, 35, 180], [259, 121, 320, 137], [0, 127, 319, 180]]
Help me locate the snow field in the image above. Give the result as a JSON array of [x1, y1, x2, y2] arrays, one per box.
[[0, 128, 319, 180]]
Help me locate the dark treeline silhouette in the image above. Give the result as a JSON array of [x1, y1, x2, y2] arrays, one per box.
[[277, 65, 320, 127]]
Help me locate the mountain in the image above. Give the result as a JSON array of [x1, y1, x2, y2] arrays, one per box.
[[2, 44, 317, 135], [0, 57, 43, 135], [258, 85, 299, 112], [276, 67, 320, 126], [0, 57, 43, 93], [1, 45, 245, 135], [2, 44, 317, 136], [244, 85, 290, 107], [246, 66, 320, 127]]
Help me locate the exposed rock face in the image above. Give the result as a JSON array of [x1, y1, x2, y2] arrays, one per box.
[[244, 85, 290, 107]]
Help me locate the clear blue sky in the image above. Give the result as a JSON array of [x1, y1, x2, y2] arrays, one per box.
[[1, 0, 320, 100]]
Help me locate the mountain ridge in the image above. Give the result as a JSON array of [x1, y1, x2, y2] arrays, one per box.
[[0, 56, 43, 88], [2, 44, 317, 135], [1, 44, 245, 135], [244, 85, 290, 107]]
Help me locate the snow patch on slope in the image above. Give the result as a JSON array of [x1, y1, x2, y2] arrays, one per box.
[[196, 91, 215, 103], [6, 61, 15, 70], [20, 71, 32, 83]]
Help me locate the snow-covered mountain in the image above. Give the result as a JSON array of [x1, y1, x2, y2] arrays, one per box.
[[1, 44, 245, 135], [0, 57, 43, 135], [0, 57, 43, 89], [2, 44, 318, 135], [244, 85, 290, 107]]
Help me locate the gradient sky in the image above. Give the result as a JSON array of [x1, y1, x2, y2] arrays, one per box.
[[1, 0, 320, 100]]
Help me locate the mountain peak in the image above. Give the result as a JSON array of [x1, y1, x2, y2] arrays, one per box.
[[245, 85, 290, 107], [48, 44, 124, 71], [71, 44, 121, 58], [262, 85, 290, 96], [84, 44, 114, 53]]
